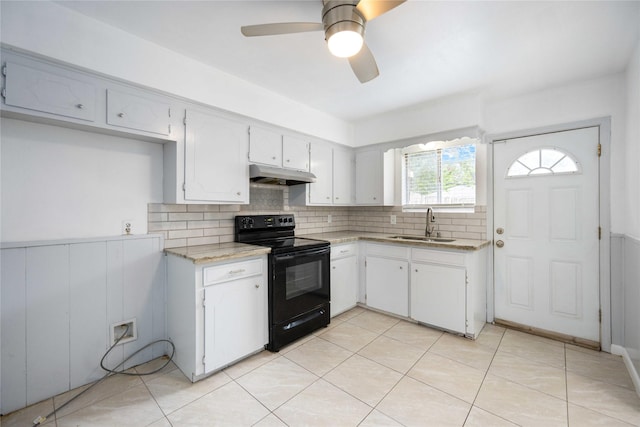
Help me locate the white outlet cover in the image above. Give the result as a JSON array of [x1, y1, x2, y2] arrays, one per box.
[[327, 214, 332, 223], [390, 215, 397, 224], [121, 219, 134, 235]]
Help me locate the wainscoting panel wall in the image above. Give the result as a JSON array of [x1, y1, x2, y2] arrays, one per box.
[[0, 234, 165, 415]]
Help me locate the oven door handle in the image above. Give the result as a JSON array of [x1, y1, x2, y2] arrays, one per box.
[[272, 247, 329, 262]]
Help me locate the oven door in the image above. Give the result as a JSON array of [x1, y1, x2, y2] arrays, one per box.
[[271, 246, 330, 324]]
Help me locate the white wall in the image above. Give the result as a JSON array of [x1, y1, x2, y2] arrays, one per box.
[[0, 0, 354, 146], [353, 91, 484, 147], [0, 119, 163, 242], [623, 38, 640, 380], [626, 42, 640, 239]]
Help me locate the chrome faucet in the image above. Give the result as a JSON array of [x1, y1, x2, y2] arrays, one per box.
[[425, 207, 435, 237]]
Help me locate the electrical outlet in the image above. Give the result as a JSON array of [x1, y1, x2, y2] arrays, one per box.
[[327, 214, 332, 223], [122, 220, 134, 235], [390, 215, 397, 225], [110, 318, 137, 345]]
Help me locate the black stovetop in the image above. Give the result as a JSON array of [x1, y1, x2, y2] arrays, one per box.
[[235, 214, 328, 254]]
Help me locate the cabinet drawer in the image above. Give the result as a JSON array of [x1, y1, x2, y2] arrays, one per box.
[[106, 89, 170, 135], [412, 248, 466, 266], [4, 62, 96, 122], [331, 243, 357, 260], [366, 243, 409, 259], [203, 258, 262, 286]]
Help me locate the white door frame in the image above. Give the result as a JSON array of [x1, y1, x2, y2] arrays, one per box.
[[486, 117, 611, 351]]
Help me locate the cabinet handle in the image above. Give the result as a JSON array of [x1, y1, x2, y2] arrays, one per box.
[[229, 268, 246, 275], [286, 159, 290, 163], [237, 192, 241, 196], [415, 269, 418, 272], [332, 266, 336, 269], [339, 250, 348, 253], [399, 266, 403, 270], [255, 284, 260, 288], [117, 112, 125, 118], [326, 196, 330, 200], [76, 103, 84, 109], [272, 156, 276, 160], [373, 197, 377, 200]]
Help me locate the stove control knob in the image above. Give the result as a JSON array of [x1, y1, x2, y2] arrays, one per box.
[[241, 217, 254, 229]]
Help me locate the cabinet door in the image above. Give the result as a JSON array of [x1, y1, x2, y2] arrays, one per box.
[[411, 263, 466, 334], [308, 142, 333, 204], [4, 62, 96, 122], [330, 255, 358, 317], [249, 126, 282, 167], [365, 256, 408, 316], [282, 135, 309, 171], [355, 150, 382, 205], [333, 149, 353, 205], [106, 89, 170, 135], [204, 276, 267, 372], [184, 110, 249, 203]]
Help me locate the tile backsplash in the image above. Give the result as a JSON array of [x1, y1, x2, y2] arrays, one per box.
[[149, 185, 487, 249]]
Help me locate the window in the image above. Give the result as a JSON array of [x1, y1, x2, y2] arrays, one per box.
[[403, 141, 476, 208], [507, 148, 580, 178]]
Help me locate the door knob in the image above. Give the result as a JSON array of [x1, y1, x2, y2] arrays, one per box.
[[496, 240, 504, 248], [496, 227, 504, 235]]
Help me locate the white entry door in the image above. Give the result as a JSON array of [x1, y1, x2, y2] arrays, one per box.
[[493, 127, 600, 343]]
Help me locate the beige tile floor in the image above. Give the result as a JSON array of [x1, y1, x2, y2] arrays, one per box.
[[3, 307, 640, 426]]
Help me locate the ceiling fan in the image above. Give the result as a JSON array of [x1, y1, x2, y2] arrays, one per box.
[[240, 0, 406, 83]]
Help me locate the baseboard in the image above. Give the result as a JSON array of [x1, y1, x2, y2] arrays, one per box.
[[611, 344, 640, 399]]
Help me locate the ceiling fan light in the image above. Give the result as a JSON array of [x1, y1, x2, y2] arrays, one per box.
[[327, 30, 364, 58]]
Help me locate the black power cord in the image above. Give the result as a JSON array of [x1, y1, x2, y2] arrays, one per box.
[[33, 324, 175, 426]]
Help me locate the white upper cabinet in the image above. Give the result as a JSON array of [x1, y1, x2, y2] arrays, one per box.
[[355, 149, 395, 205], [248, 126, 282, 167], [333, 148, 354, 205], [249, 126, 309, 172], [183, 109, 249, 204], [3, 61, 96, 122], [308, 142, 333, 204], [106, 89, 171, 136], [289, 142, 355, 206], [282, 135, 310, 171]]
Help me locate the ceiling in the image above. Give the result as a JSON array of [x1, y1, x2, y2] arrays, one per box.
[[54, 1, 640, 122]]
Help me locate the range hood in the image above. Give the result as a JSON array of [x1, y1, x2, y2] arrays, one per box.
[[249, 164, 316, 186]]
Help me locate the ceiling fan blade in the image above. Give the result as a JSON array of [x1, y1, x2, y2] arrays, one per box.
[[348, 42, 379, 83], [241, 22, 323, 37], [356, 0, 406, 21]]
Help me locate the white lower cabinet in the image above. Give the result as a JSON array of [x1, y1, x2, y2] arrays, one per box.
[[410, 246, 488, 338], [364, 244, 410, 317], [411, 262, 466, 334], [362, 242, 488, 338], [330, 243, 358, 317], [203, 273, 267, 372], [167, 255, 268, 381]]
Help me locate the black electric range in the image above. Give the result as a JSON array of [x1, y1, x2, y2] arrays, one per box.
[[235, 214, 330, 351]]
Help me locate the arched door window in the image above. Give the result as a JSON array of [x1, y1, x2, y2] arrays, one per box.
[[506, 147, 581, 178]]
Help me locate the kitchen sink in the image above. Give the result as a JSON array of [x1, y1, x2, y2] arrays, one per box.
[[387, 235, 456, 243]]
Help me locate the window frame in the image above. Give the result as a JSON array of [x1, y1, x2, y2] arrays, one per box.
[[401, 137, 477, 210]]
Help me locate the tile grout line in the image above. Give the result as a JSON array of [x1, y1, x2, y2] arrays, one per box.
[[460, 326, 514, 426]]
